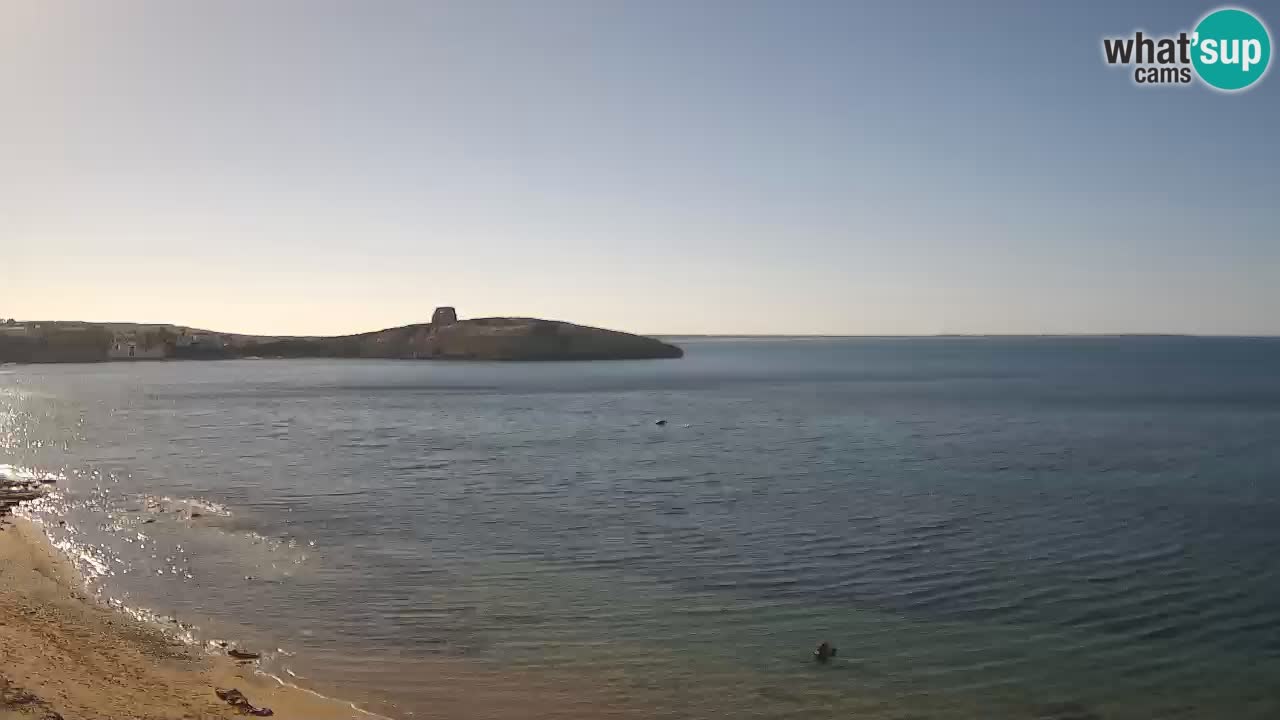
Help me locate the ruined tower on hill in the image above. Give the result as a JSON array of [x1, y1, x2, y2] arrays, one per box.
[[431, 306, 458, 327]]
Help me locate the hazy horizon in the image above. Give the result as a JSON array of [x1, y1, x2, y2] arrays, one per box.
[[4, 1, 1277, 336], [10, 315, 1280, 340]]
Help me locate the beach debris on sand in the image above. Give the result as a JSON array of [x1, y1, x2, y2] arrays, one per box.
[[1, 674, 65, 719], [227, 648, 262, 660], [215, 687, 274, 716]]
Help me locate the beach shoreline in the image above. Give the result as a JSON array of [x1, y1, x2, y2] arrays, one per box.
[[0, 514, 372, 720], [2, 470, 648, 720]]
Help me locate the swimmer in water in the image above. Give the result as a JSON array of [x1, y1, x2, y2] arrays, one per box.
[[814, 641, 837, 663]]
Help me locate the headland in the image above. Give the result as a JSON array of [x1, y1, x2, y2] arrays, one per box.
[[0, 308, 683, 364]]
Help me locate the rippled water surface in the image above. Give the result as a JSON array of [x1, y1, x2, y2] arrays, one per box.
[[3, 337, 1280, 719]]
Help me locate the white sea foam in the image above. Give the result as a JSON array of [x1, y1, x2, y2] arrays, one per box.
[[260, 671, 393, 720], [0, 463, 65, 485], [139, 494, 233, 517]]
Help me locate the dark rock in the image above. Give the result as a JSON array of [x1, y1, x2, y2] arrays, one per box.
[[216, 688, 248, 704], [215, 687, 274, 716], [227, 649, 261, 660]]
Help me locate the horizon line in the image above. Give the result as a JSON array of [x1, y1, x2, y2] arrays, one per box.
[[9, 319, 1280, 341], [655, 333, 1280, 339]]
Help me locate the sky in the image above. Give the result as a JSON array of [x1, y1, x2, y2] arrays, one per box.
[[2, 0, 1277, 336]]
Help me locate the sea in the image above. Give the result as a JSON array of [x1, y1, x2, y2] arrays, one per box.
[[2, 337, 1279, 719]]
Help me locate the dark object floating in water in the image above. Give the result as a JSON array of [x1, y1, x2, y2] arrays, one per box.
[[215, 687, 274, 716], [226, 649, 260, 660], [655, 420, 668, 426], [814, 641, 837, 663], [189, 511, 203, 519]]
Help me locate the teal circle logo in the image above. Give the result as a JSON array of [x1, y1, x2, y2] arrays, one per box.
[[1192, 8, 1271, 91]]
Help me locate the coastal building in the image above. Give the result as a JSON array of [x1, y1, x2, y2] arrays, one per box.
[[109, 332, 168, 360]]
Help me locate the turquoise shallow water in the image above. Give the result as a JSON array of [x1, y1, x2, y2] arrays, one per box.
[[2, 337, 1280, 718]]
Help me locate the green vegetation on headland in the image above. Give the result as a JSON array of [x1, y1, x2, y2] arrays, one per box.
[[0, 310, 683, 363]]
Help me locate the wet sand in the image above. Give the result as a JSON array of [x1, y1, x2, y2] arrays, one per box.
[[0, 515, 365, 720]]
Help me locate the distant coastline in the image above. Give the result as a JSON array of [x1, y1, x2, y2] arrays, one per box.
[[6, 318, 1275, 365], [663, 333, 1279, 340], [0, 307, 683, 364]]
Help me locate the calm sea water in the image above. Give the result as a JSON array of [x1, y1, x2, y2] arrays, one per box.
[[2, 337, 1279, 719]]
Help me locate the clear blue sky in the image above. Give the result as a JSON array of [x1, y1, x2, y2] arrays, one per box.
[[2, 1, 1276, 335]]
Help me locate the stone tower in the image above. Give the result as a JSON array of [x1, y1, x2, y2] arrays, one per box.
[[431, 306, 458, 327]]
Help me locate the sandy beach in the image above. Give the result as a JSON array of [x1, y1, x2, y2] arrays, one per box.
[[0, 515, 365, 720]]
